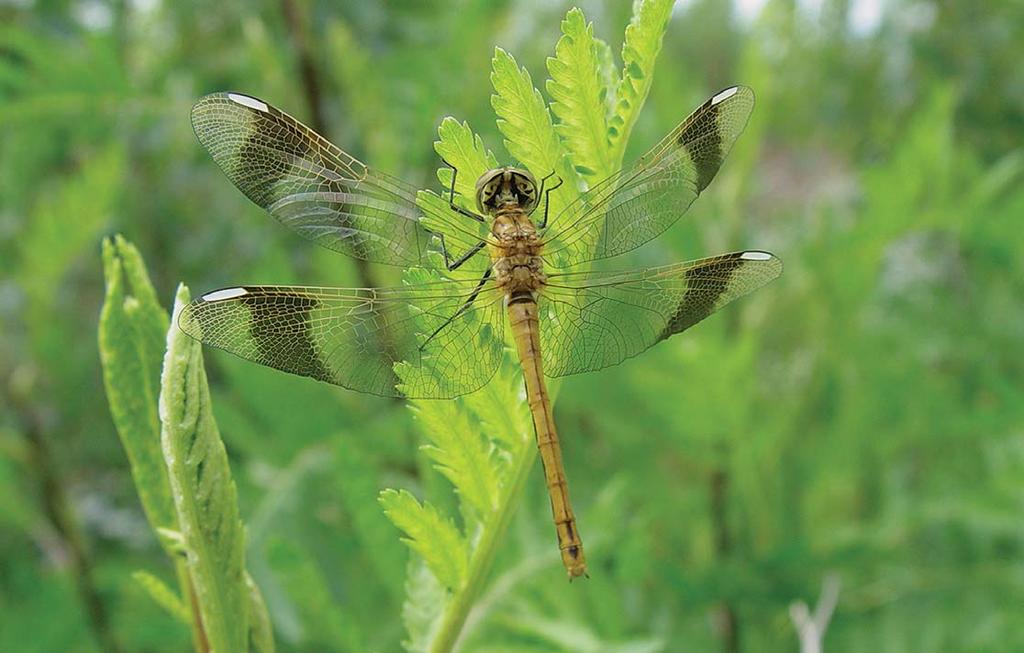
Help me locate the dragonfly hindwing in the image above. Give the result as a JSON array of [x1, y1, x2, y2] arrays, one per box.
[[539, 250, 782, 377]]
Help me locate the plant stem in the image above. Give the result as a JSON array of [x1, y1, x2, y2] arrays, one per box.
[[279, 0, 379, 294], [179, 563, 209, 653], [710, 462, 740, 653], [279, 0, 326, 135], [13, 393, 123, 653], [430, 434, 538, 653]]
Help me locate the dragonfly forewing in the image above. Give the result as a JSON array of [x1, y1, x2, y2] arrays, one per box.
[[191, 92, 484, 267], [541, 86, 755, 268]]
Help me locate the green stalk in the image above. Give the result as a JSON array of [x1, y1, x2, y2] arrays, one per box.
[[176, 559, 208, 652], [429, 434, 538, 653]]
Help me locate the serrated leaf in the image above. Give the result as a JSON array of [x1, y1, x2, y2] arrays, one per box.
[[99, 236, 178, 543], [246, 572, 276, 653], [160, 284, 249, 652], [265, 538, 366, 651], [334, 437, 407, 599], [546, 8, 614, 182], [490, 47, 579, 214], [131, 570, 190, 624], [461, 354, 531, 452], [20, 145, 123, 306], [506, 609, 666, 653], [380, 489, 469, 591], [401, 561, 447, 653], [415, 118, 499, 249], [434, 116, 500, 199], [609, 0, 676, 165], [410, 398, 499, 520], [382, 9, 679, 650], [594, 36, 620, 120]]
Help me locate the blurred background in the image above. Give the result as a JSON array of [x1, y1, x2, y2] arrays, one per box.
[[1, 0, 1022, 651]]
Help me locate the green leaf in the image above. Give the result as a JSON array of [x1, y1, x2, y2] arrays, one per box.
[[594, 36, 621, 121], [490, 47, 579, 214], [546, 8, 614, 181], [131, 570, 190, 625], [401, 561, 447, 653], [417, 117, 496, 269], [433, 116, 500, 201], [99, 236, 178, 543], [504, 608, 666, 653], [20, 146, 123, 306], [410, 398, 499, 521], [608, 0, 676, 165], [379, 489, 469, 592], [334, 436, 407, 599], [421, 413, 537, 653], [160, 284, 249, 652], [381, 10, 679, 652], [266, 538, 367, 652], [461, 356, 532, 452], [246, 573, 276, 653], [388, 343, 536, 651]]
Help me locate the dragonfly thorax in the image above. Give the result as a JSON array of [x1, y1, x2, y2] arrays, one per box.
[[489, 205, 546, 295]]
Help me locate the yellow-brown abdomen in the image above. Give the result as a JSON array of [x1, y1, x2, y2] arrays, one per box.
[[507, 296, 587, 578]]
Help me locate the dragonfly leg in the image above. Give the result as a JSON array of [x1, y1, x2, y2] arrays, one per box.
[[441, 158, 486, 223], [438, 237, 486, 272], [529, 171, 550, 218], [537, 172, 563, 229], [418, 267, 493, 351]]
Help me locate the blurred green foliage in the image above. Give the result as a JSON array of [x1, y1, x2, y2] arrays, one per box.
[[1, 1, 1022, 652]]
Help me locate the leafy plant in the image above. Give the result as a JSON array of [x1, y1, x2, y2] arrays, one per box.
[[99, 237, 272, 652], [94, 6, 676, 651], [379, 3, 676, 651]]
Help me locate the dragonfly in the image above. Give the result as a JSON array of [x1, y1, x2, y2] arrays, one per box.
[[180, 86, 781, 579]]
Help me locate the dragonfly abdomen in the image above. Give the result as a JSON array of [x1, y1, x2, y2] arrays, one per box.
[[508, 297, 587, 579]]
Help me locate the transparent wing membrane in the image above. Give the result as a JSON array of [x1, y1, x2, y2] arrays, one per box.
[[191, 92, 482, 266], [177, 279, 505, 398], [538, 250, 782, 376], [541, 86, 755, 268]]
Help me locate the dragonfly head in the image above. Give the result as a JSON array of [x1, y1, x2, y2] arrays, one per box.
[[475, 167, 538, 215]]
